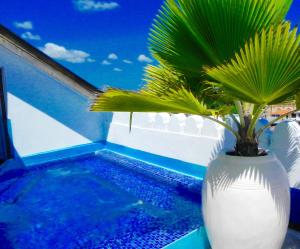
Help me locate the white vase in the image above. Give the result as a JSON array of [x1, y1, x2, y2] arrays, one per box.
[[202, 154, 290, 249]]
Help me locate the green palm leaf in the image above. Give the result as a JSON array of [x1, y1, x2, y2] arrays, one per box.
[[296, 92, 300, 109], [150, 0, 292, 77], [204, 23, 300, 105], [142, 64, 210, 99], [142, 64, 188, 96], [91, 87, 221, 115]]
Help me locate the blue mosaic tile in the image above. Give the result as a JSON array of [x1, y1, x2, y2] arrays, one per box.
[[0, 150, 203, 249]]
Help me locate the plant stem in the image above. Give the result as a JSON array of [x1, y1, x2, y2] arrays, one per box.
[[243, 103, 254, 116], [129, 112, 133, 132], [230, 114, 241, 129], [234, 100, 245, 128], [246, 105, 266, 138], [235, 137, 259, 156]]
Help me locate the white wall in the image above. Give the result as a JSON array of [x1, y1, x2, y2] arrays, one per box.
[[271, 121, 300, 189], [107, 112, 236, 166], [108, 113, 271, 167], [0, 45, 111, 157]]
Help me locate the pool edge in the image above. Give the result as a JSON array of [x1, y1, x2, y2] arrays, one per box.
[[162, 227, 210, 249]]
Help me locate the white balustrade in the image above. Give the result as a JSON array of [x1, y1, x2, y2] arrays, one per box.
[[184, 115, 203, 136], [153, 113, 171, 130], [112, 112, 131, 125], [201, 117, 224, 138], [133, 113, 156, 128], [168, 114, 186, 133]]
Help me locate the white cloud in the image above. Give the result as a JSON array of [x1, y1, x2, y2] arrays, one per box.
[[108, 53, 118, 60], [87, 58, 96, 62], [14, 21, 33, 30], [123, 59, 133, 64], [74, 0, 119, 12], [102, 60, 111, 65], [39, 43, 92, 63], [113, 67, 122, 72], [138, 54, 153, 63], [21, 31, 41, 41]]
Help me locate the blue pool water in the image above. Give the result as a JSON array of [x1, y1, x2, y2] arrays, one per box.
[[0, 150, 203, 249]]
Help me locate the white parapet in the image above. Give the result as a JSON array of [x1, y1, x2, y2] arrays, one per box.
[[132, 112, 156, 128], [112, 112, 131, 125], [168, 114, 186, 133], [107, 112, 232, 166], [271, 121, 300, 189], [184, 115, 203, 136], [153, 113, 171, 130], [201, 118, 224, 138]]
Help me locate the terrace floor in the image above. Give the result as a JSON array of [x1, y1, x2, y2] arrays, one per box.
[[284, 229, 300, 249]]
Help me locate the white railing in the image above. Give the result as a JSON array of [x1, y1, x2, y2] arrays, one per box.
[[108, 112, 239, 166]]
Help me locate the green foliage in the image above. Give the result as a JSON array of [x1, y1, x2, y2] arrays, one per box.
[[142, 64, 189, 96], [296, 92, 300, 109], [204, 23, 300, 105], [142, 64, 231, 109], [150, 0, 292, 77], [91, 87, 218, 115]]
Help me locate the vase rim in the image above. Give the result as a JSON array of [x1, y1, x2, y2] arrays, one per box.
[[214, 153, 281, 167], [218, 152, 277, 163]]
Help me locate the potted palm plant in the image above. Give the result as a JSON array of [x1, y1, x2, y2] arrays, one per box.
[[91, 0, 300, 248]]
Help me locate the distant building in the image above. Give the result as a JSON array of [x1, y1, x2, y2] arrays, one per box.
[[263, 104, 299, 123]]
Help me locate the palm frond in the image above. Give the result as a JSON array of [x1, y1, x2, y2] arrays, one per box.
[[204, 23, 300, 105], [142, 64, 235, 112], [142, 64, 187, 96], [296, 92, 300, 109], [91, 87, 227, 116], [150, 0, 293, 77], [142, 64, 211, 97]]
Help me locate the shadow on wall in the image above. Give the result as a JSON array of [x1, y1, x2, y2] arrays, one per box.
[[0, 46, 112, 143], [271, 121, 300, 188]]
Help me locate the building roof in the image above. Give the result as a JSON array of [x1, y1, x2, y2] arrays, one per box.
[[0, 25, 101, 98], [270, 107, 294, 116], [271, 110, 292, 116]]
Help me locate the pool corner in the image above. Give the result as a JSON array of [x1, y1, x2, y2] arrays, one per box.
[[163, 227, 210, 249]]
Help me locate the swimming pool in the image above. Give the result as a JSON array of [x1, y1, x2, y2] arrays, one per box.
[[0, 150, 203, 249]]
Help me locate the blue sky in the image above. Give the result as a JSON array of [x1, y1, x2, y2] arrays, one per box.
[[0, 0, 299, 90]]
